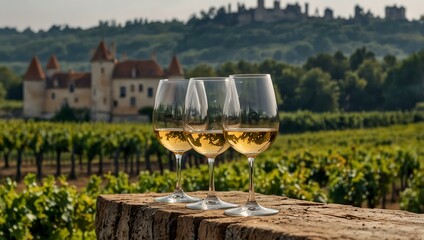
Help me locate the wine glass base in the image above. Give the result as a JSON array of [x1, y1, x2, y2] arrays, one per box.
[[186, 195, 238, 210], [154, 189, 201, 203], [224, 201, 278, 216]]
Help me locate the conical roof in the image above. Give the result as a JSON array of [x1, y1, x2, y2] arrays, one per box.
[[24, 56, 46, 81], [90, 40, 114, 62], [46, 54, 60, 69], [168, 55, 184, 76]]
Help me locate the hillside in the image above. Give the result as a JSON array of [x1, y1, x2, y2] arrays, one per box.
[[0, 18, 423, 74]]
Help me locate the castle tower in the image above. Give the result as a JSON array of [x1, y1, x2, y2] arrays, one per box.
[[167, 55, 184, 79], [90, 40, 116, 121], [23, 56, 46, 118], [258, 0, 265, 9], [305, 3, 309, 16], [274, 0, 280, 10], [46, 54, 60, 78]]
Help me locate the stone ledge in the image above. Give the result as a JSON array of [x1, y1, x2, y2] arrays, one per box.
[[95, 191, 424, 240]]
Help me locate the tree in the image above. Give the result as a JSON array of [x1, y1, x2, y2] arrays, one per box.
[[357, 60, 385, 110], [339, 71, 367, 111], [296, 68, 340, 112], [304, 51, 348, 80], [216, 62, 239, 76], [333, 51, 350, 80], [383, 54, 397, 71], [237, 60, 258, 73], [275, 66, 303, 111], [0, 83, 5, 101], [186, 64, 216, 78], [384, 50, 424, 110], [349, 47, 375, 71], [0, 66, 21, 99]]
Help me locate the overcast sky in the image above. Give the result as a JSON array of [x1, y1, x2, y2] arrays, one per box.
[[0, 0, 422, 31]]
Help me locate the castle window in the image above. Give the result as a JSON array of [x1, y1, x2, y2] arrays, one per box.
[[130, 97, 136, 107], [113, 100, 118, 107], [69, 84, 75, 93], [130, 84, 135, 92], [51, 92, 56, 100], [139, 84, 143, 92], [147, 87, 154, 98], [101, 67, 105, 74], [120, 86, 126, 98], [103, 97, 107, 105], [75, 98, 79, 103]]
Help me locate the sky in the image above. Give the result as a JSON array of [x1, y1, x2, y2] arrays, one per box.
[[0, 0, 422, 31]]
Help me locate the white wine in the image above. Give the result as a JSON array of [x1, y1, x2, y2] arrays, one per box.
[[154, 128, 191, 154], [224, 128, 277, 157], [185, 130, 230, 158]]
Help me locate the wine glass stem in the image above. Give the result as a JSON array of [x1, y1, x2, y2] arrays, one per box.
[[175, 153, 183, 191], [248, 157, 256, 202], [207, 158, 216, 198]]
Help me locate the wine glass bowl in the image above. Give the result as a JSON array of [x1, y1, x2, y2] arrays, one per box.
[[183, 77, 238, 210], [223, 74, 280, 216], [152, 79, 201, 203]]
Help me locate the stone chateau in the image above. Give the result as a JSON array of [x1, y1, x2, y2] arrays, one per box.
[[23, 40, 184, 121]]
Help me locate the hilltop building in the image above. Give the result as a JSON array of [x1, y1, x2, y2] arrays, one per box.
[[323, 8, 334, 20], [23, 40, 184, 121], [353, 5, 374, 20], [231, 0, 308, 24], [385, 5, 406, 21], [204, 1, 409, 25]]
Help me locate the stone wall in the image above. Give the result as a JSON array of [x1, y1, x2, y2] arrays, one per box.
[[96, 191, 424, 240]]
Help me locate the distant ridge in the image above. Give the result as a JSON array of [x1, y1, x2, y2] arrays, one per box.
[[0, 1, 423, 74]]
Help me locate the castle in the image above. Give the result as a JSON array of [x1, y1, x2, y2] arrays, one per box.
[[210, 0, 408, 25], [23, 40, 184, 121], [233, 0, 308, 24]]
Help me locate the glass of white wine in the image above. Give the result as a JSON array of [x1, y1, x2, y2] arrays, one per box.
[[223, 74, 280, 216], [183, 77, 238, 210], [153, 79, 201, 203]]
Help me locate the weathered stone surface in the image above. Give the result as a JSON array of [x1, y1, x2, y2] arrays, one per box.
[[95, 191, 424, 240]]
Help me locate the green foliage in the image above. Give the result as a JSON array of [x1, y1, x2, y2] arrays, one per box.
[[415, 102, 424, 111], [279, 110, 424, 133], [400, 170, 424, 213], [296, 68, 340, 112], [0, 123, 423, 239], [304, 51, 349, 80], [0, 83, 5, 101], [384, 50, 424, 110], [180, 47, 424, 112], [0, 66, 21, 100], [349, 47, 376, 71], [2, 18, 424, 74], [52, 104, 90, 122], [186, 63, 216, 78]]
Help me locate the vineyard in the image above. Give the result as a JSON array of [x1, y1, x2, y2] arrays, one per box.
[[0, 110, 422, 182], [0, 116, 423, 239]]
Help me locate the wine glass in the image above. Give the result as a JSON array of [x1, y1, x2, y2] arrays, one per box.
[[152, 79, 201, 203], [223, 74, 280, 216], [183, 77, 238, 210]]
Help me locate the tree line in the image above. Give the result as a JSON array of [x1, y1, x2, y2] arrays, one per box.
[[186, 47, 424, 111], [0, 15, 423, 73], [0, 47, 423, 112]]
